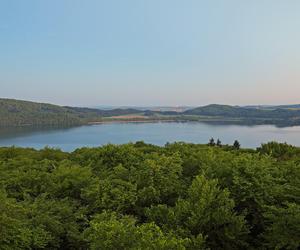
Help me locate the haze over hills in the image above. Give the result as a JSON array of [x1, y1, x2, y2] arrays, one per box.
[[1, 98, 300, 127], [244, 104, 300, 110], [93, 106, 193, 112]]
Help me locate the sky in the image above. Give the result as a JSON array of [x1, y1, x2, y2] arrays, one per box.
[[1, 0, 300, 107]]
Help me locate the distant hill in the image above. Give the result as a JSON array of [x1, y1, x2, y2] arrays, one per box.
[[183, 104, 300, 126], [183, 104, 269, 117], [0, 99, 142, 127], [244, 104, 300, 110], [1, 99, 300, 127], [183, 104, 300, 117], [271, 104, 300, 110], [93, 106, 193, 112]]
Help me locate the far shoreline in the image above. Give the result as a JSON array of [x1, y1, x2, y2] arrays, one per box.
[[88, 119, 178, 125]]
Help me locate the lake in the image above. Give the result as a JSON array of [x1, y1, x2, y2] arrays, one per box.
[[0, 122, 300, 151]]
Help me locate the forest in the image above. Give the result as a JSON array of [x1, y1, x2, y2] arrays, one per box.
[[0, 141, 299, 249], [2, 98, 300, 127], [0, 99, 141, 127]]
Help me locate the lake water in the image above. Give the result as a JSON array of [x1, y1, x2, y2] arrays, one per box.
[[0, 122, 300, 151]]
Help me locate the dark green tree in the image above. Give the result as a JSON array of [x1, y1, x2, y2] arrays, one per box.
[[208, 138, 215, 146], [233, 140, 241, 150], [263, 203, 300, 249], [174, 175, 247, 249]]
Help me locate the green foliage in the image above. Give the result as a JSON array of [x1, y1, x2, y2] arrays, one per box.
[[0, 190, 32, 250], [0, 142, 299, 249], [175, 175, 247, 249], [84, 211, 187, 250], [26, 196, 86, 249], [263, 203, 300, 249], [257, 141, 300, 160], [147, 175, 247, 249]]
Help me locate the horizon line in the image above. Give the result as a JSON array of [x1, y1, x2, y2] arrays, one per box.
[[1, 97, 300, 109]]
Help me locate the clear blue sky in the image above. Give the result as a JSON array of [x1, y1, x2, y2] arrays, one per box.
[[1, 0, 299, 106]]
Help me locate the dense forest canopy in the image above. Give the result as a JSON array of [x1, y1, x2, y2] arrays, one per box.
[[0, 141, 299, 249], [1, 98, 300, 127]]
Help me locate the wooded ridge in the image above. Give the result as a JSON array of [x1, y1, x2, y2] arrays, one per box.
[[1, 98, 300, 127]]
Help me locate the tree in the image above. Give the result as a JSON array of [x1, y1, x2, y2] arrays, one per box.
[[208, 138, 215, 146], [159, 175, 248, 249], [50, 161, 96, 200], [257, 141, 298, 160], [133, 153, 183, 209], [216, 139, 222, 147], [26, 195, 86, 249], [84, 211, 187, 250], [0, 190, 33, 249], [233, 140, 241, 150], [263, 203, 300, 249]]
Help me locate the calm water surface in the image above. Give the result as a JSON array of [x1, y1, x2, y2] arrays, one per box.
[[0, 122, 300, 151]]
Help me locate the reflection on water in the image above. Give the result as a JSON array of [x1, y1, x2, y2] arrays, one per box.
[[0, 122, 300, 151], [0, 126, 77, 140]]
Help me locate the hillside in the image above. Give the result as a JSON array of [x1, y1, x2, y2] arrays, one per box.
[[184, 104, 300, 121], [0, 99, 142, 127], [1, 99, 300, 127], [245, 104, 300, 110]]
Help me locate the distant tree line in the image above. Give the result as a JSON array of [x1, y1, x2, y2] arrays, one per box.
[[208, 137, 241, 149], [1, 99, 300, 127]]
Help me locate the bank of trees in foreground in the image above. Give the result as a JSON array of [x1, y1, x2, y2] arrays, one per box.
[[0, 141, 299, 249]]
